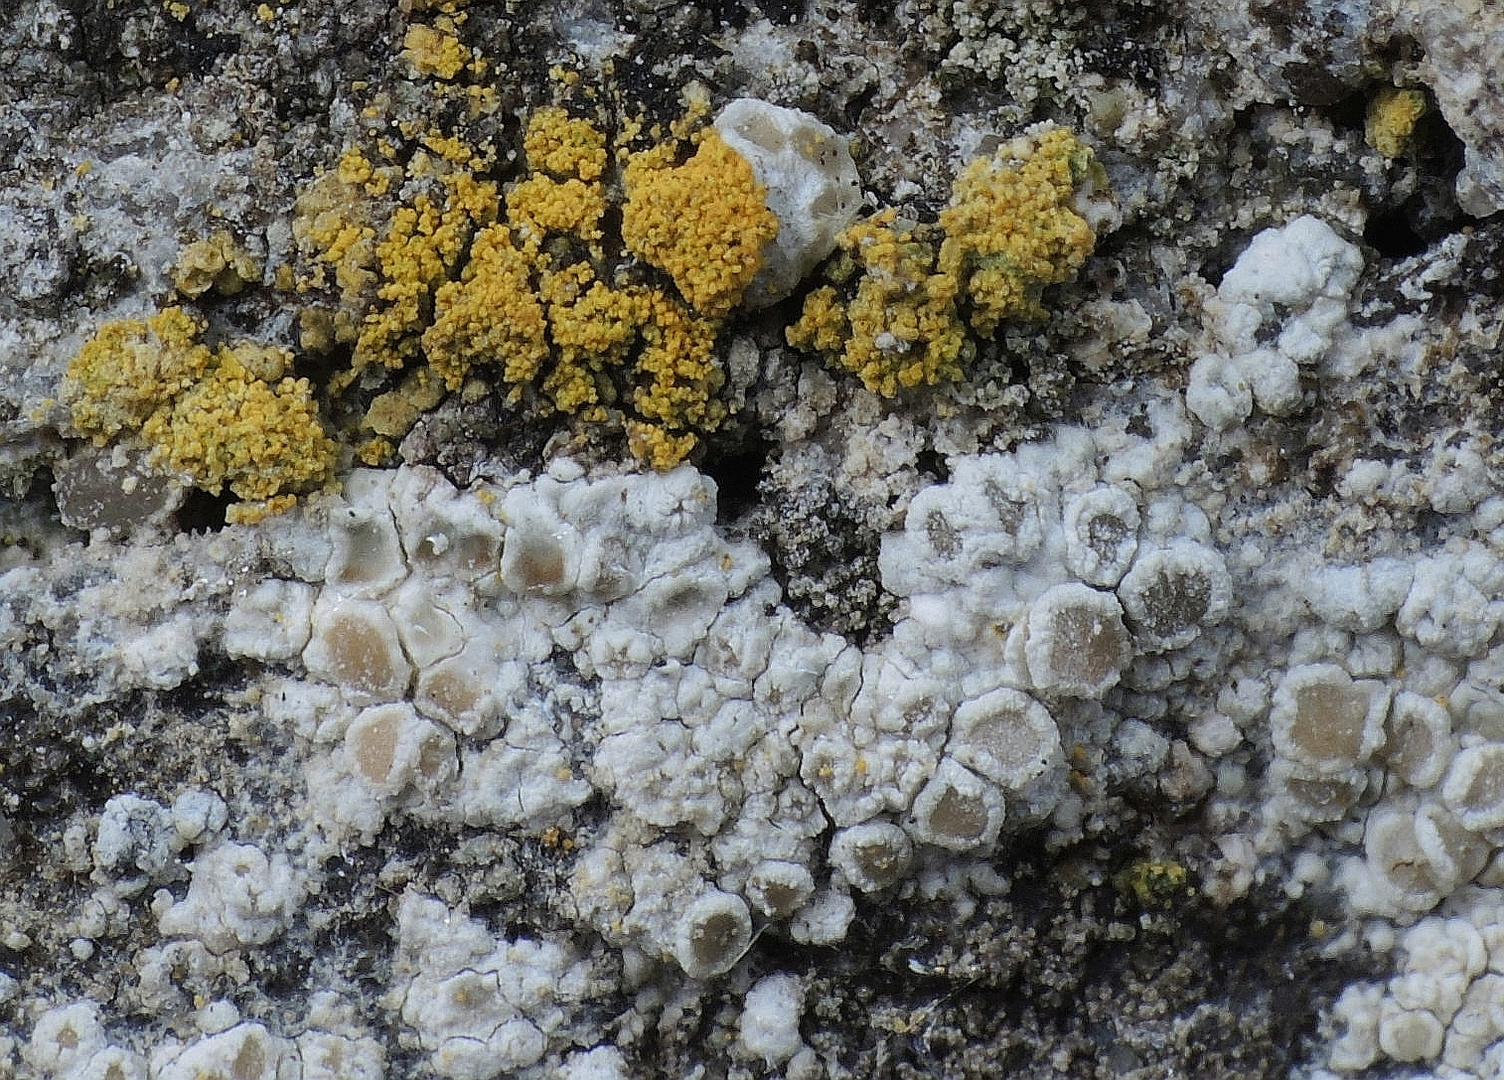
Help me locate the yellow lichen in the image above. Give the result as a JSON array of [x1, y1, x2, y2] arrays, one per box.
[[174, 231, 263, 298], [538, 266, 646, 416], [423, 224, 548, 391], [937, 127, 1099, 335], [288, 91, 811, 470], [626, 421, 699, 470], [787, 213, 969, 397], [632, 289, 725, 433], [64, 309, 337, 517], [356, 171, 500, 374], [292, 163, 383, 303], [140, 348, 336, 503], [505, 175, 606, 245], [523, 106, 608, 181], [65, 307, 213, 441], [401, 22, 472, 81], [1366, 87, 1427, 159], [1118, 859, 1190, 908], [621, 129, 778, 318], [789, 128, 1102, 395], [363, 366, 447, 439]]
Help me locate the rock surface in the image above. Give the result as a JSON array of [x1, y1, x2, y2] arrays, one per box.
[[3, 1, 1504, 1077]]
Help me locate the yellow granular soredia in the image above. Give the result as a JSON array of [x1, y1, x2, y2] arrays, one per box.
[[174, 231, 263, 298], [505, 175, 607, 245], [65, 307, 214, 442], [1366, 87, 1427, 159], [423, 129, 493, 171], [401, 23, 472, 81], [66, 309, 336, 517], [790, 129, 1102, 395], [292, 164, 383, 303], [357, 172, 500, 372], [787, 213, 970, 398], [621, 129, 778, 318], [423, 224, 548, 390], [938, 127, 1098, 335], [363, 367, 447, 440], [523, 106, 608, 182], [140, 347, 337, 505], [540, 266, 649, 415], [632, 289, 725, 432], [626, 421, 699, 471]]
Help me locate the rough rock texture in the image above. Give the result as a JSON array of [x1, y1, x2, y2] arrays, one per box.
[[3, 1, 1504, 1078]]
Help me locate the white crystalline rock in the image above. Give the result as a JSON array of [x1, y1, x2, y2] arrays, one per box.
[[72, 1045, 149, 1080], [1216, 216, 1363, 325], [394, 893, 593, 1080], [789, 886, 856, 945], [116, 614, 202, 691], [1269, 663, 1390, 775], [1302, 559, 1415, 633], [157, 841, 306, 954], [24, 1002, 107, 1076], [739, 972, 806, 1067], [672, 890, 753, 979], [341, 702, 457, 800], [1022, 582, 1133, 698], [324, 473, 407, 596], [947, 687, 1063, 795], [93, 794, 176, 882], [387, 577, 466, 670], [221, 578, 315, 662], [152, 1022, 298, 1080], [559, 1047, 630, 1080], [829, 822, 914, 893], [301, 596, 413, 704], [1443, 746, 1504, 832], [1185, 352, 1254, 432], [1188, 216, 1362, 430], [593, 666, 767, 834], [296, 1029, 386, 1080], [1396, 542, 1504, 659], [1326, 982, 1384, 1072], [713, 98, 861, 308], [387, 465, 503, 582], [1382, 692, 1455, 791], [1387, 1, 1504, 216], [459, 701, 592, 831], [908, 758, 1006, 852], [1063, 485, 1140, 587]]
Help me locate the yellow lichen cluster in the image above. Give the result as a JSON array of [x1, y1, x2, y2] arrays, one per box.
[[621, 130, 778, 318], [786, 212, 971, 398], [938, 127, 1099, 333], [788, 127, 1102, 396], [401, 22, 475, 81], [1366, 86, 1427, 159], [173, 230, 262, 298], [63, 307, 337, 522], [292, 102, 771, 467]]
